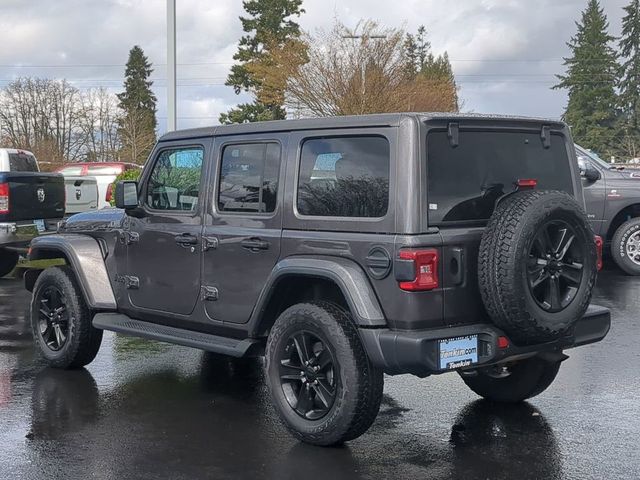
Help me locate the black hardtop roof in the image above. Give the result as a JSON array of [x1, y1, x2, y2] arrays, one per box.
[[159, 112, 566, 142]]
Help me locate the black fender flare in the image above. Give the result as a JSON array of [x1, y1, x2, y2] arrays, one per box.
[[27, 234, 117, 310], [248, 255, 386, 336]]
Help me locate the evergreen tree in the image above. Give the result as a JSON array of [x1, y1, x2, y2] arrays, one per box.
[[619, 0, 640, 158], [554, 0, 619, 157], [220, 0, 304, 124], [117, 46, 157, 163], [404, 26, 459, 111]]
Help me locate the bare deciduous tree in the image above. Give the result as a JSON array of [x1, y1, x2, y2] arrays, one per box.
[[118, 107, 156, 165], [260, 20, 459, 117], [79, 88, 122, 162], [0, 78, 123, 165]]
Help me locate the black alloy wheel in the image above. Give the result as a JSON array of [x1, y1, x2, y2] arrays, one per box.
[[278, 330, 337, 420], [37, 285, 70, 351], [527, 219, 585, 313]]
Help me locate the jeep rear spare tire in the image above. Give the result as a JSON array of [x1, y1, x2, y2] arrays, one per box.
[[478, 190, 597, 344]]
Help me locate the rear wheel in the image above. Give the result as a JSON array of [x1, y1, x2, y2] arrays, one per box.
[[265, 301, 384, 446], [0, 249, 19, 278], [459, 357, 561, 403], [611, 218, 640, 275], [30, 266, 103, 369]]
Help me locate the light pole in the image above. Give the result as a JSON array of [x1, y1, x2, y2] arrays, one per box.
[[342, 34, 386, 113], [167, 0, 177, 132]]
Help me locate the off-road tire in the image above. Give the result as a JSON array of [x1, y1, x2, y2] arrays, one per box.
[[0, 249, 19, 278], [478, 190, 597, 344], [459, 357, 561, 403], [611, 218, 640, 275], [265, 301, 384, 446], [30, 266, 103, 369]]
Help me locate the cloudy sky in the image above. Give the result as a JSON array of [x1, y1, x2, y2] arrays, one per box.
[[0, 0, 630, 133]]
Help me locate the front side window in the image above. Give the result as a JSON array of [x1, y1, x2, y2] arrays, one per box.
[[297, 136, 390, 218], [146, 147, 204, 211], [218, 143, 281, 214]]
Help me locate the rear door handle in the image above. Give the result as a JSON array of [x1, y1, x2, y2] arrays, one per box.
[[175, 233, 198, 247], [241, 237, 269, 251]]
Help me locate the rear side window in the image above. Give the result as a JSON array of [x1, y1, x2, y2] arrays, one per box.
[[218, 143, 281, 214], [297, 136, 390, 218], [427, 131, 573, 224], [9, 153, 38, 172]]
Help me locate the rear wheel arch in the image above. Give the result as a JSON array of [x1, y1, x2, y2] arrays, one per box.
[[250, 257, 387, 338]]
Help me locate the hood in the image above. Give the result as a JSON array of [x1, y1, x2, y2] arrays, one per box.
[[60, 207, 125, 232]]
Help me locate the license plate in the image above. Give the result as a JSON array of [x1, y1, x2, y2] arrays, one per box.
[[439, 335, 479, 370], [34, 219, 46, 233]]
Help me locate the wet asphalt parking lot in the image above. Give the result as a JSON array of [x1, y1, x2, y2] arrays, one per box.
[[0, 268, 639, 480]]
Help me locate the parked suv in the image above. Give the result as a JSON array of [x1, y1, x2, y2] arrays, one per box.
[[25, 114, 610, 445], [576, 145, 640, 275]]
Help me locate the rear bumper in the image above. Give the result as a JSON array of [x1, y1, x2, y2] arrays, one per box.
[[360, 304, 611, 377], [0, 220, 59, 250]]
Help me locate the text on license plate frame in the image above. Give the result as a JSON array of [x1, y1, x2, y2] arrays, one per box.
[[438, 335, 479, 370]]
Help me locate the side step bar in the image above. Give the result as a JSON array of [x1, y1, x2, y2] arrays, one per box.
[[93, 313, 260, 358]]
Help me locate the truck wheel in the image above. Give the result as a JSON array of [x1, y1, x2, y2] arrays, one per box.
[[30, 266, 103, 369], [479, 190, 597, 344], [0, 249, 19, 278], [611, 218, 640, 275], [265, 301, 384, 446], [459, 357, 561, 403]]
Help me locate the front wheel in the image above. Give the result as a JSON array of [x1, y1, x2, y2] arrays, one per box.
[[265, 301, 384, 446], [459, 357, 561, 403], [611, 218, 640, 275], [30, 266, 103, 369]]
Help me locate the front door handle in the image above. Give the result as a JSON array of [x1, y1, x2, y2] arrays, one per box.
[[175, 233, 198, 247], [241, 237, 269, 251]]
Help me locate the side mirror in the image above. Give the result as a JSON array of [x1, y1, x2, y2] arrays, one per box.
[[577, 157, 601, 182], [115, 181, 139, 209]]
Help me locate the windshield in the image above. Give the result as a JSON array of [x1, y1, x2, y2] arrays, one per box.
[[575, 145, 612, 170]]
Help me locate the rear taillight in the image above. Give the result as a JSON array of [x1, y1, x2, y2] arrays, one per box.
[[595, 235, 603, 271], [0, 183, 9, 214], [105, 183, 113, 203], [396, 248, 439, 291]]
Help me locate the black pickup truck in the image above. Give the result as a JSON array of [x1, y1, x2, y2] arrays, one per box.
[[0, 149, 65, 276]]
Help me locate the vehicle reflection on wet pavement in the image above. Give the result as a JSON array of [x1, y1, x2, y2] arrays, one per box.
[[1, 269, 639, 479]]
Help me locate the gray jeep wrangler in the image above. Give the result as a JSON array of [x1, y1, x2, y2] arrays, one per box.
[[25, 113, 610, 446]]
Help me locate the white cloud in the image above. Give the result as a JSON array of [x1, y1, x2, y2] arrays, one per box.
[[0, 0, 630, 131]]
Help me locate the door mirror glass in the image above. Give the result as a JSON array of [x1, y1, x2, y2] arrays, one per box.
[[577, 157, 601, 182], [115, 181, 139, 209]]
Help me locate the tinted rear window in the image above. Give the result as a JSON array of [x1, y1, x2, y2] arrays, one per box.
[[427, 131, 573, 224], [9, 153, 38, 172], [297, 136, 390, 218]]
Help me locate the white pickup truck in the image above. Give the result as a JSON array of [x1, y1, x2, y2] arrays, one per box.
[[0, 149, 98, 276]]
